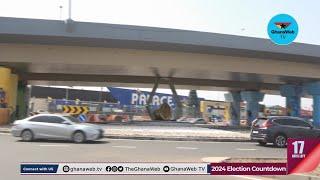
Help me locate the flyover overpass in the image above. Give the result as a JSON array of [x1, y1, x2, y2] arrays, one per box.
[[0, 17, 320, 126]]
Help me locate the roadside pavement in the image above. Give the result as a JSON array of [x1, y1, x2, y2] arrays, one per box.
[[102, 124, 250, 141], [0, 122, 251, 142]]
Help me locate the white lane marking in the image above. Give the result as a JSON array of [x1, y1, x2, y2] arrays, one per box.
[[39, 144, 70, 147], [112, 145, 136, 149], [236, 148, 257, 151], [176, 147, 198, 150], [232, 175, 266, 180]]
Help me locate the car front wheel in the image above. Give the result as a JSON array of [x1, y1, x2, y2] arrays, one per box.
[[73, 131, 86, 143], [274, 134, 287, 148], [21, 130, 33, 142]]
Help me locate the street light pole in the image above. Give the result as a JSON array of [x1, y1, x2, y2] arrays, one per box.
[[65, 0, 74, 32], [68, 0, 72, 20], [59, 5, 63, 20], [65, 88, 69, 100]]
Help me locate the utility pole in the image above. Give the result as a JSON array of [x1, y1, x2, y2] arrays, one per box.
[[65, 0, 74, 32], [68, 0, 72, 20], [65, 88, 69, 100], [59, 5, 63, 20]]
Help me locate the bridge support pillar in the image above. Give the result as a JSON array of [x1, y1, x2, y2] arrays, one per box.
[[0, 67, 18, 122], [241, 91, 264, 125], [225, 91, 241, 126], [305, 82, 320, 127], [280, 85, 302, 117]]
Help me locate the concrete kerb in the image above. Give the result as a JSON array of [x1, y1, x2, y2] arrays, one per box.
[[0, 128, 10, 133]]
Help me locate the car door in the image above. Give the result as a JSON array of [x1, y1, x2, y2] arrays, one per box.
[[28, 116, 54, 138], [288, 119, 314, 138], [297, 121, 318, 138], [44, 116, 72, 140], [273, 118, 298, 138]]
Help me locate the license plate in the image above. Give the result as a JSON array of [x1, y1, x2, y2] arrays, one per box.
[[252, 131, 259, 134]]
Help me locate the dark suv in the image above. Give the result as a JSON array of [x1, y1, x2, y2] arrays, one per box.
[[250, 116, 320, 147]]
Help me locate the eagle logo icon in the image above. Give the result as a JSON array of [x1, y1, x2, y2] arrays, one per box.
[[274, 22, 291, 29]]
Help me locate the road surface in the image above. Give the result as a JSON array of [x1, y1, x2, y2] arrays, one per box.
[[0, 133, 317, 180]]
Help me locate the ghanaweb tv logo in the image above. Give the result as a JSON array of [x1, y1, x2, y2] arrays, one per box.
[[267, 14, 298, 45]]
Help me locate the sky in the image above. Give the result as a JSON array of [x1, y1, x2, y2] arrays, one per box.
[[1, 0, 318, 108]]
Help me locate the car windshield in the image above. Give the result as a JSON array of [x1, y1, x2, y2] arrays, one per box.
[[64, 116, 81, 123]]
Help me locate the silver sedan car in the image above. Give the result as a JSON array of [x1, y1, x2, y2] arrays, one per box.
[[11, 114, 104, 143]]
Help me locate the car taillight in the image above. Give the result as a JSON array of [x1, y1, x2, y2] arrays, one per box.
[[261, 120, 272, 128]]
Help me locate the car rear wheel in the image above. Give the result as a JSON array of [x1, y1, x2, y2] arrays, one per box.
[[258, 141, 267, 146], [73, 131, 86, 143], [21, 130, 33, 142], [274, 134, 287, 148]]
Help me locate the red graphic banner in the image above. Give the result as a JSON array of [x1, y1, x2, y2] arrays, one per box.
[[207, 138, 320, 175], [287, 138, 320, 174], [209, 163, 287, 175]]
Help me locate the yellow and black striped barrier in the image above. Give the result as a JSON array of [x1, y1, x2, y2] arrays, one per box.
[[62, 105, 89, 114]]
